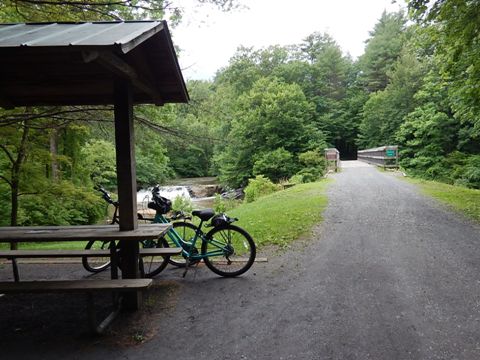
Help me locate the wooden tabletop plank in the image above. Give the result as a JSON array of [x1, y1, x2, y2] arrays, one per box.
[[0, 247, 182, 258], [0, 224, 171, 242]]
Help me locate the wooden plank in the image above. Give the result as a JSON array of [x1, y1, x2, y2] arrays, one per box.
[[0, 250, 110, 258], [0, 247, 182, 258], [0, 279, 152, 293], [0, 224, 171, 242]]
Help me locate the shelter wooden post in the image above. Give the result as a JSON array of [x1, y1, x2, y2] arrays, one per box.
[[114, 79, 141, 310]]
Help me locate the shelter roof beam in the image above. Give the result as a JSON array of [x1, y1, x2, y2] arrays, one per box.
[[83, 50, 164, 106]]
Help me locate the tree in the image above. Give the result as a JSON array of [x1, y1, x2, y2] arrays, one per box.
[[215, 77, 325, 186], [408, 0, 480, 138], [358, 42, 426, 148], [358, 11, 408, 93], [0, 0, 238, 22], [252, 148, 295, 183]]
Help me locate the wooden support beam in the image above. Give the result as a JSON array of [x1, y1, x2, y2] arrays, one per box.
[[114, 79, 141, 310], [84, 51, 163, 105]]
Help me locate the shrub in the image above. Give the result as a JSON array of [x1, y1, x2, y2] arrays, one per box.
[[244, 175, 279, 203], [19, 181, 104, 226], [459, 155, 480, 189], [289, 174, 305, 184], [172, 195, 193, 214], [213, 194, 241, 213], [252, 148, 296, 183]]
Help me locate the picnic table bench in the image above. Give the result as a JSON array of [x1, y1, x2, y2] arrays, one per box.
[[0, 224, 180, 334]]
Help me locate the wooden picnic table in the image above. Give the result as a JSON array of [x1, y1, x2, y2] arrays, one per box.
[[0, 223, 170, 242], [0, 223, 174, 333], [0, 223, 172, 280]]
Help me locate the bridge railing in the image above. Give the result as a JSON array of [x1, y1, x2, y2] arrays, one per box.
[[357, 145, 399, 168], [324, 148, 340, 172]]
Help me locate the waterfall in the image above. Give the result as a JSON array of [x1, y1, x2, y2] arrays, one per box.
[[137, 186, 191, 206]]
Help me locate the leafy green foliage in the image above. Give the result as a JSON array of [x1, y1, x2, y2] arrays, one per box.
[[244, 175, 279, 203], [215, 77, 326, 186], [136, 140, 172, 187], [358, 11, 408, 93], [171, 195, 193, 214], [18, 181, 104, 226], [79, 139, 117, 189], [290, 150, 327, 183], [253, 148, 296, 183], [213, 194, 240, 213]]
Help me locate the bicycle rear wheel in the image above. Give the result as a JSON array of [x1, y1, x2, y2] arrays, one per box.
[[140, 237, 170, 278], [163, 222, 200, 268], [82, 240, 116, 273], [202, 224, 256, 277]]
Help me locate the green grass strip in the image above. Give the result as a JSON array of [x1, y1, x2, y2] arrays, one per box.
[[405, 178, 480, 223], [228, 180, 330, 248]]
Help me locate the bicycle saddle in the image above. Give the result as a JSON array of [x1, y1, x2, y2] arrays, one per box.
[[192, 208, 215, 221]]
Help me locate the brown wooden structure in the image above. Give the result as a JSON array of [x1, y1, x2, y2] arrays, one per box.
[[0, 21, 189, 309], [325, 148, 340, 172]]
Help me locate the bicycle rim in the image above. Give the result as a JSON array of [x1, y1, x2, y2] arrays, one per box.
[[140, 237, 170, 277], [202, 225, 256, 277], [82, 240, 113, 273]]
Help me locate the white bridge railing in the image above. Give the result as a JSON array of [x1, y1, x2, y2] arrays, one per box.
[[357, 145, 399, 168]]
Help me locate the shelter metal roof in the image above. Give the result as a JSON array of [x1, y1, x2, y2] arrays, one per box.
[[0, 21, 189, 107]]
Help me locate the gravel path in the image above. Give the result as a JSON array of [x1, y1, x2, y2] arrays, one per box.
[[1, 161, 479, 359]]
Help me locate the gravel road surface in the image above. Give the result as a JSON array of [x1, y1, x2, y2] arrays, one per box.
[[1, 161, 479, 359]]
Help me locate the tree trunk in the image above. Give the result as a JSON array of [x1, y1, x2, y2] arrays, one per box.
[[50, 128, 59, 181], [9, 121, 30, 250]]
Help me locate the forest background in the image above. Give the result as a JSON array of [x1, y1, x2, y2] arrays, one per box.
[[1, 0, 479, 227]]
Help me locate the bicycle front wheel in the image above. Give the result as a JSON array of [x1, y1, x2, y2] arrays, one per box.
[[140, 237, 170, 278], [202, 224, 256, 277], [163, 222, 200, 268], [82, 240, 115, 273]]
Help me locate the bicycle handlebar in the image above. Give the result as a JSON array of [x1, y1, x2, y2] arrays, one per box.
[[95, 186, 119, 207]]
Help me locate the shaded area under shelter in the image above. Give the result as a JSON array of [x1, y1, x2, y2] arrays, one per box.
[[0, 21, 189, 309]]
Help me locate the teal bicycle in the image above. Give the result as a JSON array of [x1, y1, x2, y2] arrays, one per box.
[[82, 186, 170, 278], [84, 186, 256, 278], [146, 185, 256, 277]]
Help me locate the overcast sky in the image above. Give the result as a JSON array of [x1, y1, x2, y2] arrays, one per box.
[[171, 0, 405, 80]]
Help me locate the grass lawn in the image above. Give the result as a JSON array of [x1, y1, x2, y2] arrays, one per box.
[[404, 177, 480, 223], [227, 180, 331, 248]]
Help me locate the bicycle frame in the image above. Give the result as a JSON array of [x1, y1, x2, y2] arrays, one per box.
[[152, 213, 229, 260]]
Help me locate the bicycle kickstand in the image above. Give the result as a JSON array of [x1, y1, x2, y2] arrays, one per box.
[[182, 258, 190, 278]]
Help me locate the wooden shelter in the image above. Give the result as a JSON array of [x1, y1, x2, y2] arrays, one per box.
[[0, 21, 189, 308]]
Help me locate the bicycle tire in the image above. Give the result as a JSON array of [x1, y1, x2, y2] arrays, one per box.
[[163, 222, 200, 268], [202, 224, 256, 277], [82, 240, 116, 273], [140, 237, 170, 278]]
